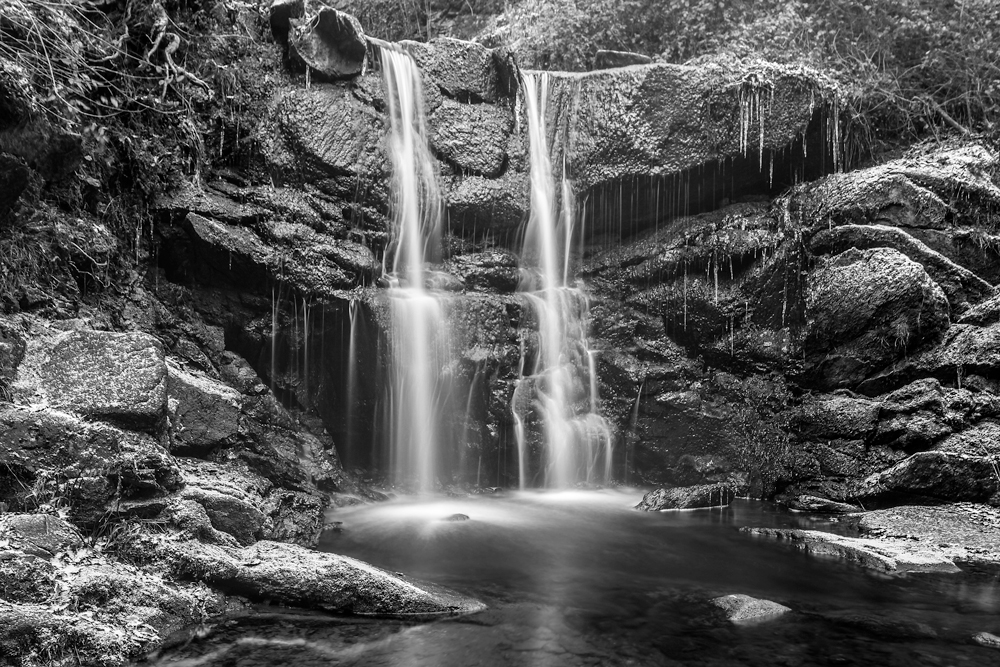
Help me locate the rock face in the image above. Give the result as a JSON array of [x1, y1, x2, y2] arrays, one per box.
[[289, 8, 367, 79], [635, 483, 736, 510], [803, 247, 950, 389], [587, 142, 1000, 500]]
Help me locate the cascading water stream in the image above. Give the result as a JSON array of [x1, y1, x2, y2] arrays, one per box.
[[381, 47, 448, 493], [514, 72, 613, 488]]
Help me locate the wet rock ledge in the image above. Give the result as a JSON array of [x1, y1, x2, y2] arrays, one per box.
[[0, 318, 482, 667]]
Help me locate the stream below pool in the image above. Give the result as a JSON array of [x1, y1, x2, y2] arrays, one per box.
[[151, 490, 1000, 666]]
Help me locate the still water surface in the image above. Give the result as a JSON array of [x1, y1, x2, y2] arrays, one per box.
[[154, 490, 1000, 666]]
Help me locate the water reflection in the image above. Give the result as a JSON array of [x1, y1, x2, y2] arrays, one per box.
[[153, 492, 1000, 666]]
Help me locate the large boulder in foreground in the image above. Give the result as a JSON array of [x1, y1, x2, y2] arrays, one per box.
[[635, 483, 737, 510], [133, 535, 485, 619]]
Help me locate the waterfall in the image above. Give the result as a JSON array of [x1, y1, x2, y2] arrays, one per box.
[[381, 47, 448, 493], [514, 72, 613, 488]]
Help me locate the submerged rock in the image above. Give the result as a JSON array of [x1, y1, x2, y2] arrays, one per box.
[[710, 594, 790, 623], [635, 483, 736, 511]]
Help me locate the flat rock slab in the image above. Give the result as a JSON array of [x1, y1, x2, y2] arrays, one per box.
[[152, 537, 486, 619], [742, 527, 961, 573], [857, 504, 1000, 566], [16, 329, 168, 432], [710, 594, 790, 623]]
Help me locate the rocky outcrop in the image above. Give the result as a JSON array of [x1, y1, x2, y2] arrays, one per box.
[[853, 451, 1000, 506], [289, 8, 367, 79], [635, 482, 737, 510], [809, 224, 994, 314], [536, 59, 838, 191], [803, 247, 950, 389]]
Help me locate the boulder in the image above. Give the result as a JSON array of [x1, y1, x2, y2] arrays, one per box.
[[635, 482, 736, 511], [534, 59, 836, 191], [445, 250, 520, 292], [710, 594, 790, 623], [0, 514, 83, 558], [797, 144, 1000, 228], [141, 536, 486, 618], [809, 224, 994, 314], [853, 451, 1000, 506], [0, 405, 182, 520], [742, 527, 961, 573], [177, 459, 269, 547], [167, 360, 242, 453], [935, 420, 1000, 457], [431, 99, 513, 177], [791, 395, 879, 441], [593, 50, 652, 70], [174, 458, 327, 547], [401, 37, 505, 102], [804, 247, 950, 389], [448, 172, 529, 233], [14, 329, 168, 432], [289, 8, 367, 79], [263, 83, 385, 188], [174, 213, 360, 295], [798, 171, 947, 229]]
